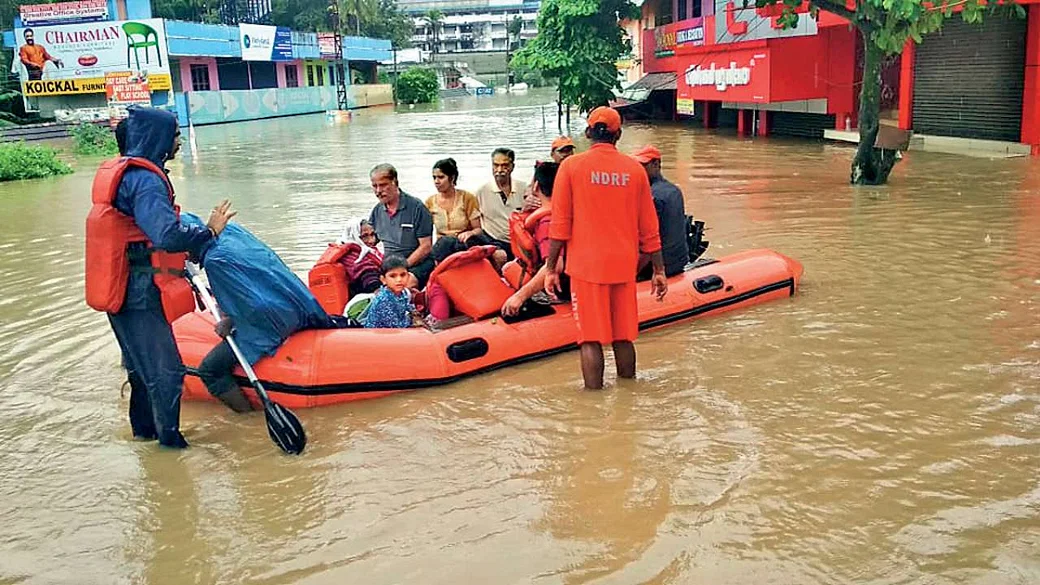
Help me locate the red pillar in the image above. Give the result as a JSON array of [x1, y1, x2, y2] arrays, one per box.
[[898, 39, 916, 131], [737, 108, 746, 136], [757, 110, 769, 137], [702, 101, 713, 128], [1021, 5, 1040, 155]]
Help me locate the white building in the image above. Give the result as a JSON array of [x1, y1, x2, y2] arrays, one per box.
[[401, 0, 540, 54]]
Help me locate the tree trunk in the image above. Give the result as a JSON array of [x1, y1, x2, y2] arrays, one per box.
[[392, 48, 399, 107], [557, 87, 563, 133], [851, 28, 900, 185]]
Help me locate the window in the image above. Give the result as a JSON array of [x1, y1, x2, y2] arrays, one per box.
[[656, 0, 674, 26], [678, 0, 687, 21], [692, 0, 702, 18], [316, 65, 325, 86], [306, 65, 315, 86], [286, 64, 299, 87], [190, 63, 211, 91], [329, 64, 336, 85]]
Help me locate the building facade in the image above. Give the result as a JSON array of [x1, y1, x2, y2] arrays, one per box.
[[635, 0, 1040, 153], [400, 0, 539, 54]]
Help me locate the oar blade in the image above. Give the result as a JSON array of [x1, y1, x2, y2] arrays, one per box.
[[264, 401, 307, 455]]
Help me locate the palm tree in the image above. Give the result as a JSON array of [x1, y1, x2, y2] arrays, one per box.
[[506, 15, 523, 86], [339, 0, 377, 35], [424, 9, 444, 55]]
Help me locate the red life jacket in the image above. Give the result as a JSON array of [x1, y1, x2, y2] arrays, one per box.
[[308, 242, 355, 315], [507, 206, 551, 286], [427, 245, 514, 319], [84, 157, 195, 323]]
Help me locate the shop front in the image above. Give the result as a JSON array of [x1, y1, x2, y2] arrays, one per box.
[[911, 17, 1028, 143]]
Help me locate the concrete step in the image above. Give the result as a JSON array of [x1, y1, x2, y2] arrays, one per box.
[[0, 122, 73, 143]]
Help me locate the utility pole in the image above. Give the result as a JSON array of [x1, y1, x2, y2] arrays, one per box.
[[328, 0, 348, 110]]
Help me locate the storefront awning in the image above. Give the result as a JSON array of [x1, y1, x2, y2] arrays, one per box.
[[627, 72, 677, 92]]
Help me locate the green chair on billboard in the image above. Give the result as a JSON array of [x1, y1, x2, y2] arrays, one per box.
[[123, 21, 162, 70]]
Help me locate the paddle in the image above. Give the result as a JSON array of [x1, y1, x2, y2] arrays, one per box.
[[185, 263, 307, 455]]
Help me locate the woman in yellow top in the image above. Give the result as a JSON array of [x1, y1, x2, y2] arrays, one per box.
[[425, 158, 483, 242]]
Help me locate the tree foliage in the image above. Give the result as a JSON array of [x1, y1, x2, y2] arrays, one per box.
[[72, 122, 119, 156], [365, 0, 414, 49], [512, 0, 638, 112], [396, 67, 438, 104], [0, 142, 73, 182], [756, 0, 1025, 185], [150, 0, 222, 23]]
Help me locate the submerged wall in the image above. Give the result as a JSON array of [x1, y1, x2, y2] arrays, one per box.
[[176, 84, 394, 126]]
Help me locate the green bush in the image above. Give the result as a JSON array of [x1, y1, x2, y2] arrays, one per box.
[[396, 67, 439, 105], [72, 122, 119, 156], [0, 142, 73, 182]]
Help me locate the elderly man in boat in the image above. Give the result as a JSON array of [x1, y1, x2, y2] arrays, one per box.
[[368, 163, 436, 289]]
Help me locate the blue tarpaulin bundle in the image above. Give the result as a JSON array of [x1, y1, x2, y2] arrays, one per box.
[[182, 213, 330, 364]]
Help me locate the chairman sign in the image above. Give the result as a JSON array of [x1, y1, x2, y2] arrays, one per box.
[[15, 18, 171, 96]]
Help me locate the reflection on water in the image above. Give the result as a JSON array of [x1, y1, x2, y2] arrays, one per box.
[[1, 89, 1038, 584]]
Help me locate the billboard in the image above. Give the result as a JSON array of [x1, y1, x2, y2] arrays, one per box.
[[19, 0, 109, 27], [653, 20, 705, 58], [677, 49, 771, 103], [15, 18, 172, 97], [240, 24, 293, 61], [317, 32, 339, 59]]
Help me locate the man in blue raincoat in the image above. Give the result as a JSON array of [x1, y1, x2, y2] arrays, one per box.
[[87, 106, 235, 449]]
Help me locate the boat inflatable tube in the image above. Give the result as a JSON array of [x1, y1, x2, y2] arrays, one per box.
[[173, 248, 804, 408]]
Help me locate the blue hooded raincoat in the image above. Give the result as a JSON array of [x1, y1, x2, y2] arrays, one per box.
[[105, 106, 214, 447]]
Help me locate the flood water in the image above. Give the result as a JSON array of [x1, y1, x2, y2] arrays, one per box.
[[1, 90, 1039, 584]]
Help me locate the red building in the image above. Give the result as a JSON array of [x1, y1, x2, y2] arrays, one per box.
[[633, 0, 1040, 154]]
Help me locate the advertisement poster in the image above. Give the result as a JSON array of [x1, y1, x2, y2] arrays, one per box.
[[240, 24, 293, 61], [317, 32, 339, 59], [105, 71, 151, 126], [654, 21, 705, 58], [15, 18, 171, 96], [677, 49, 770, 103], [19, 0, 109, 27]]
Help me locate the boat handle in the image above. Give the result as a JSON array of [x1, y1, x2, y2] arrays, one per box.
[[693, 275, 724, 294]]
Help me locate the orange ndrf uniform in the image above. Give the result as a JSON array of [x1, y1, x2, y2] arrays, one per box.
[[549, 143, 661, 344]]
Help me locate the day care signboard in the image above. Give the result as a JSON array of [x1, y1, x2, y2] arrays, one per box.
[[105, 71, 151, 127], [240, 24, 293, 61], [19, 0, 109, 27], [677, 49, 771, 103], [15, 18, 171, 96]]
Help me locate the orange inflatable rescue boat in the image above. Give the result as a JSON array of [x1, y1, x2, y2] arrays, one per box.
[[173, 248, 804, 409]]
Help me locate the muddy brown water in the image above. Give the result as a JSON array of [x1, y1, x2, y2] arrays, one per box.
[[1, 92, 1038, 584]]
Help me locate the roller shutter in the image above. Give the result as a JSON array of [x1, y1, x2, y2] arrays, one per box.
[[912, 17, 1027, 142], [770, 112, 837, 139]]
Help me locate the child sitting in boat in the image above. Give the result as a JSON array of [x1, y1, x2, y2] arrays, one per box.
[[364, 255, 422, 328]]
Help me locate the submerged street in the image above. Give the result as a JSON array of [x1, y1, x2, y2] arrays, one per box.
[[1, 92, 1038, 584]]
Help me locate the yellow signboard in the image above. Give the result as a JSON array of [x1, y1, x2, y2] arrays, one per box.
[[23, 73, 171, 96]]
